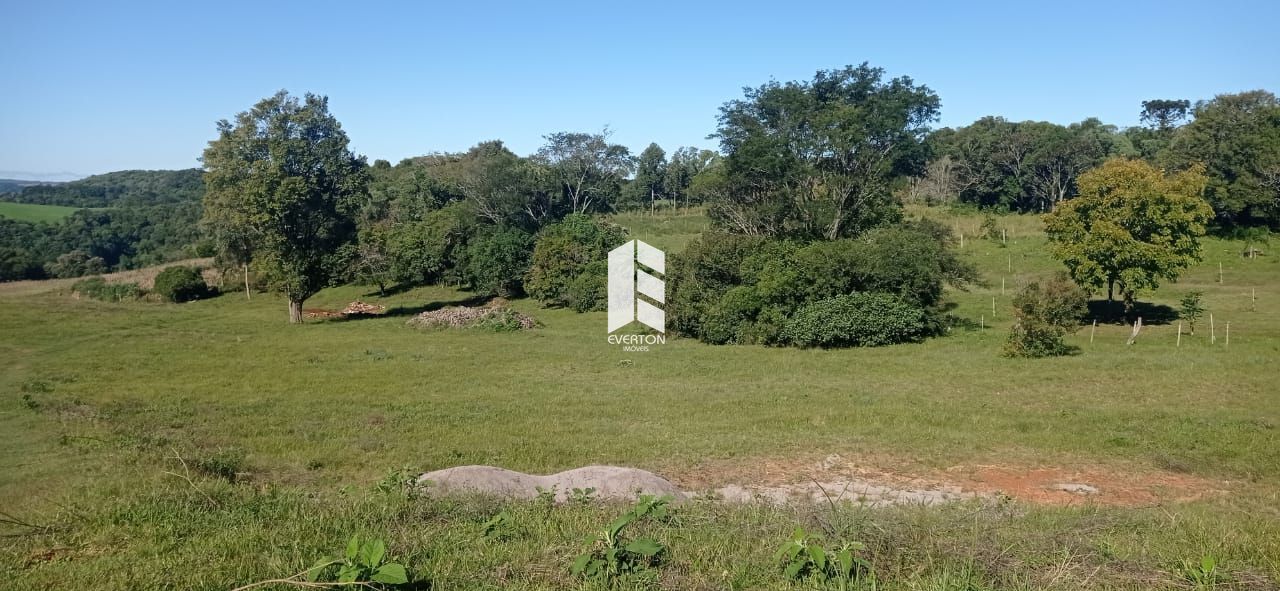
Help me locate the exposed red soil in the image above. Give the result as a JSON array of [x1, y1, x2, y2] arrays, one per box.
[[669, 453, 1229, 507], [949, 464, 1225, 506]]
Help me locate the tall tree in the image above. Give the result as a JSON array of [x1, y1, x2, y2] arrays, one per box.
[[665, 147, 720, 209], [631, 143, 667, 214], [1168, 90, 1280, 229], [453, 141, 551, 230], [1140, 99, 1192, 131], [938, 117, 1126, 212], [1027, 118, 1125, 211], [712, 63, 939, 239], [202, 91, 370, 323], [1044, 159, 1212, 315], [535, 130, 633, 214]]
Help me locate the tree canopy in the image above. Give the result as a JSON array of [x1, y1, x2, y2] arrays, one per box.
[[201, 90, 370, 323], [710, 63, 940, 239], [929, 117, 1131, 212], [1044, 158, 1212, 314], [1167, 90, 1280, 229]]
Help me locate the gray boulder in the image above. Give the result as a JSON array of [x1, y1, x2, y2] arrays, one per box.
[[417, 465, 686, 502]]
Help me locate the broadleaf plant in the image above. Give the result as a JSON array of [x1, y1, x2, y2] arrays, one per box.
[[570, 494, 672, 583], [775, 527, 872, 590], [307, 535, 410, 587]]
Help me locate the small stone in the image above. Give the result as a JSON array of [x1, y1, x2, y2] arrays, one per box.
[[1051, 483, 1099, 494]]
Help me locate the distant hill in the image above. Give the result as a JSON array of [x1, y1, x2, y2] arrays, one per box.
[[0, 178, 64, 194], [2, 169, 204, 207]]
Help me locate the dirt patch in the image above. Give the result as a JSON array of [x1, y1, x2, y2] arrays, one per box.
[[950, 464, 1225, 506], [670, 453, 1228, 507]]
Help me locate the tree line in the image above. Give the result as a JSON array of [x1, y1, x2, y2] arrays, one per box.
[[3, 64, 1276, 346], [913, 93, 1280, 229]]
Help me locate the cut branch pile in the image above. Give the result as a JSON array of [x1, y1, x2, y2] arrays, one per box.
[[341, 301, 386, 315], [405, 304, 535, 330]]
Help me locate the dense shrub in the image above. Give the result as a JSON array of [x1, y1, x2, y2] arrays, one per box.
[[850, 221, 978, 307], [387, 202, 474, 285], [667, 232, 770, 338], [783, 292, 928, 347], [153, 266, 210, 303], [460, 228, 533, 297], [525, 214, 627, 311], [71, 277, 144, 302], [1003, 275, 1088, 358], [564, 260, 609, 312], [668, 221, 974, 347]]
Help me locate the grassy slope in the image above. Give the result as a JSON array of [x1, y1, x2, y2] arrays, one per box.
[[1, 208, 1277, 590], [0, 201, 82, 223]]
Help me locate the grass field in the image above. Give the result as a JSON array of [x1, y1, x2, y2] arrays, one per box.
[[0, 201, 83, 223], [1, 208, 1278, 590]]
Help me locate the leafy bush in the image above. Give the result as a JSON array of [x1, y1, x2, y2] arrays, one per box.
[[71, 276, 143, 302], [563, 260, 608, 312], [700, 286, 768, 345], [783, 293, 928, 347], [460, 227, 532, 297], [153, 265, 211, 302], [667, 232, 771, 339], [668, 221, 973, 347], [386, 202, 475, 285], [848, 221, 978, 307], [1003, 275, 1087, 358], [525, 214, 627, 311]]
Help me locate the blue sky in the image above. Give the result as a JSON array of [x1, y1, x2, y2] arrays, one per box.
[[2, 0, 1277, 178]]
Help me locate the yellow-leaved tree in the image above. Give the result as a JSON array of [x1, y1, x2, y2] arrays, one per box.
[[1044, 158, 1212, 316]]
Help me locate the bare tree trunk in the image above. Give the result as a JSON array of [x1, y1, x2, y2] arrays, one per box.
[[1107, 279, 1118, 319], [243, 263, 251, 300], [288, 299, 304, 324]]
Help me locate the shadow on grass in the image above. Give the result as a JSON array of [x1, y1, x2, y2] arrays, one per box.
[[1086, 300, 1178, 325], [332, 294, 495, 322], [360, 282, 417, 298]]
